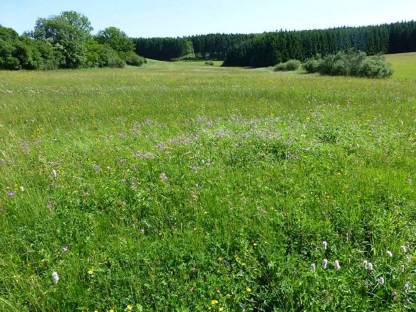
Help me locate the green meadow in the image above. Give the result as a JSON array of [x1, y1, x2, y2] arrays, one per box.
[[1, 53, 416, 311]]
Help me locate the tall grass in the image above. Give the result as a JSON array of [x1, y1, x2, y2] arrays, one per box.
[[0, 57, 416, 311]]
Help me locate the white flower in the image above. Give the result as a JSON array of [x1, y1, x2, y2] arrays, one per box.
[[363, 260, 373, 271], [406, 255, 411, 263], [322, 259, 328, 270], [387, 251, 393, 258], [19, 186, 25, 192], [51, 271, 59, 284], [62, 245, 69, 253], [377, 277, 385, 286], [7, 191, 15, 198], [401, 265, 406, 273], [51, 169, 57, 179], [404, 282, 410, 291], [159, 172, 168, 182], [334, 260, 341, 271], [322, 241, 328, 251], [311, 263, 316, 272], [401, 246, 408, 254]]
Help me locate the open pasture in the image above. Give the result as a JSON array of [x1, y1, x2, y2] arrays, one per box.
[[1, 54, 416, 311]]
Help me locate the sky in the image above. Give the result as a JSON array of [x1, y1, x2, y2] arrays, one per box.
[[0, 0, 415, 37]]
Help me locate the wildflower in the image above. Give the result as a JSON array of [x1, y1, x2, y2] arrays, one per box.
[[88, 268, 95, 275], [219, 308, 224, 312], [19, 186, 25, 192], [7, 191, 15, 198], [211, 300, 219, 305], [406, 255, 411, 263], [246, 287, 252, 293], [51, 169, 57, 179], [159, 172, 168, 182], [311, 263, 316, 272], [387, 251, 393, 258], [322, 259, 328, 270], [62, 245, 69, 253], [366, 262, 374, 271], [378, 277, 385, 286], [125, 304, 133, 312], [93, 164, 100, 171], [404, 282, 410, 291], [362, 260, 368, 268], [322, 241, 328, 251], [401, 265, 406, 273], [334, 260, 341, 271], [401, 245, 408, 254], [51, 271, 59, 284]]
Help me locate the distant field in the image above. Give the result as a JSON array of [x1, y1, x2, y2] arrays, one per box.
[[1, 54, 416, 311], [386, 52, 416, 80]]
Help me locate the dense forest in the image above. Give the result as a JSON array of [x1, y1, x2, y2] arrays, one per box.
[[0, 11, 144, 70], [134, 34, 254, 60], [133, 21, 416, 66], [223, 21, 416, 67]]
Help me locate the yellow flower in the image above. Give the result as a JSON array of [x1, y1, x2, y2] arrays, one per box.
[[219, 308, 224, 312], [211, 299, 219, 305], [108, 309, 115, 312], [125, 305, 133, 312], [246, 287, 252, 293], [88, 268, 94, 275]]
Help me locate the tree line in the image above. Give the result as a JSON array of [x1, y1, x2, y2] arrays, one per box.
[[223, 21, 416, 67], [132, 21, 416, 66], [133, 34, 254, 61], [0, 11, 145, 70]]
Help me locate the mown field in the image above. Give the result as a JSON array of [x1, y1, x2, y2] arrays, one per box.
[[1, 53, 416, 311]]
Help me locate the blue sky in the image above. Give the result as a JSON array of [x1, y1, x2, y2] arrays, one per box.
[[0, 0, 415, 37]]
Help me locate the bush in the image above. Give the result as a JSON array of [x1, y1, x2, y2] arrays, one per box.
[[107, 51, 125, 68], [304, 50, 392, 78], [303, 56, 321, 73], [274, 59, 301, 71], [359, 56, 393, 78], [125, 52, 146, 66], [205, 61, 214, 66]]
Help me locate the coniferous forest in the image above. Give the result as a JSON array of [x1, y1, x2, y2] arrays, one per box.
[[134, 21, 416, 67]]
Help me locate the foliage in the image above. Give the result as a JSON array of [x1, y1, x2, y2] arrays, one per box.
[[85, 40, 125, 68], [0, 56, 416, 310], [33, 11, 93, 68], [274, 59, 301, 71], [124, 51, 146, 66], [304, 50, 393, 78], [0, 12, 145, 71], [223, 21, 416, 67], [134, 37, 195, 61], [96, 27, 134, 54], [303, 55, 322, 73]]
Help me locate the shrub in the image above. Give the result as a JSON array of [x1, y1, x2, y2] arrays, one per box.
[[125, 52, 146, 66], [303, 57, 321, 73], [107, 51, 125, 68], [304, 50, 392, 78], [274, 59, 301, 71], [359, 56, 393, 78]]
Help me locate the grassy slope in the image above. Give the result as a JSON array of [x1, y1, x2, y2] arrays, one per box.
[[0, 54, 416, 311], [386, 52, 416, 80]]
